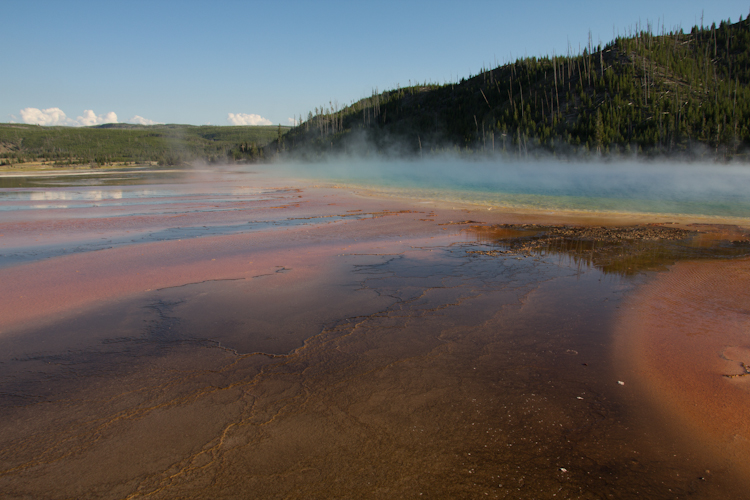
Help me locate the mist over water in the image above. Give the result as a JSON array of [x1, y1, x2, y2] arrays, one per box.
[[279, 158, 750, 218]]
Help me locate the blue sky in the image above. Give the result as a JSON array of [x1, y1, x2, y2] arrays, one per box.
[[3, 0, 748, 127]]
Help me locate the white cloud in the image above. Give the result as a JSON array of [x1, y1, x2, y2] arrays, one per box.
[[20, 107, 71, 126], [19, 107, 118, 126], [227, 113, 272, 126], [287, 117, 298, 126], [129, 115, 161, 126], [77, 110, 118, 126]]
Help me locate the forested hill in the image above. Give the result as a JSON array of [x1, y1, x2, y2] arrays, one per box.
[[275, 16, 750, 160]]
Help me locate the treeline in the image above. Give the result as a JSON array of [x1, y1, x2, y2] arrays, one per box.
[[0, 124, 287, 167], [277, 15, 750, 160]]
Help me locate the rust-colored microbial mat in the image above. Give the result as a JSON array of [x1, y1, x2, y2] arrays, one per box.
[[615, 257, 750, 493], [1, 168, 749, 499]]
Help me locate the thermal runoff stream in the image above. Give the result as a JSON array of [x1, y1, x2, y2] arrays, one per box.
[[1, 162, 749, 499]]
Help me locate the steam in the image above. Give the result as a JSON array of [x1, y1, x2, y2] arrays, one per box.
[[274, 155, 750, 218]]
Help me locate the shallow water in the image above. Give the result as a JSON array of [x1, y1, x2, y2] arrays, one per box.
[[3, 238, 747, 498], [0, 241, 699, 498], [0, 168, 186, 189], [0, 168, 375, 267], [463, 224, 750, 276], [1, 166, 749, 498]]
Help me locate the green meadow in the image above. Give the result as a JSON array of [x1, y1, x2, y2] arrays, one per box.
[[0, 123, 288, 167]]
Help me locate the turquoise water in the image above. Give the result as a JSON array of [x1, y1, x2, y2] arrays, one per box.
[[287, 159, 750, 218]]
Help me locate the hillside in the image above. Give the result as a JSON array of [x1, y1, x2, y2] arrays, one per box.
[[0, 124, 288, 167], [276, 16, 750, 160]]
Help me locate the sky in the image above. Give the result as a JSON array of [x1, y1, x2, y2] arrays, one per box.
[[3, 0, 748, 127]]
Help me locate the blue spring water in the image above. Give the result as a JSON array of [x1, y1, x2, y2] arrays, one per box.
[[287, 159, 750, 218]]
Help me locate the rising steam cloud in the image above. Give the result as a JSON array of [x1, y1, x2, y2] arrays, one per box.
[[274, 155, 750, 219]]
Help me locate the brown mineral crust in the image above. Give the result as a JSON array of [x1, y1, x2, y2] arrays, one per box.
[[482, 223, 696, 243]]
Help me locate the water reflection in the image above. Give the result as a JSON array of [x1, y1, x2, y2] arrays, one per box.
[[1, 237, 738, 498], [0, 170, 184, 189], [0, 186, 274, 211], [465, 223, 750, 276], [2, 166, 749, 497], [28, 190, 124, 201], [0, 187, 268, 201]]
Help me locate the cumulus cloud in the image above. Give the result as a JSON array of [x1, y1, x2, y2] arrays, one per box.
[[227, 113, 272, 126], [20, 107, 71, 126], [77, 110, 118, 126], [128, 115, 161, 126], [287, 117, 298, 126], [19, 107, 118, 126]]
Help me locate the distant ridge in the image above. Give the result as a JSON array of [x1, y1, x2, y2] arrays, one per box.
[[275, 16, 750, 160], [0, 124, 287, 166], [93, 123, 149, 129]]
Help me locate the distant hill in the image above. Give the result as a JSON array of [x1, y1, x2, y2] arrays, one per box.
[[0, 124, 289, 167], [274, 16, 750, 161]]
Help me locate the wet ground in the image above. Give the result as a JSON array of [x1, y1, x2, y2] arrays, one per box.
[[0, 168, 393, 268], [1, 167, 749, 499]]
